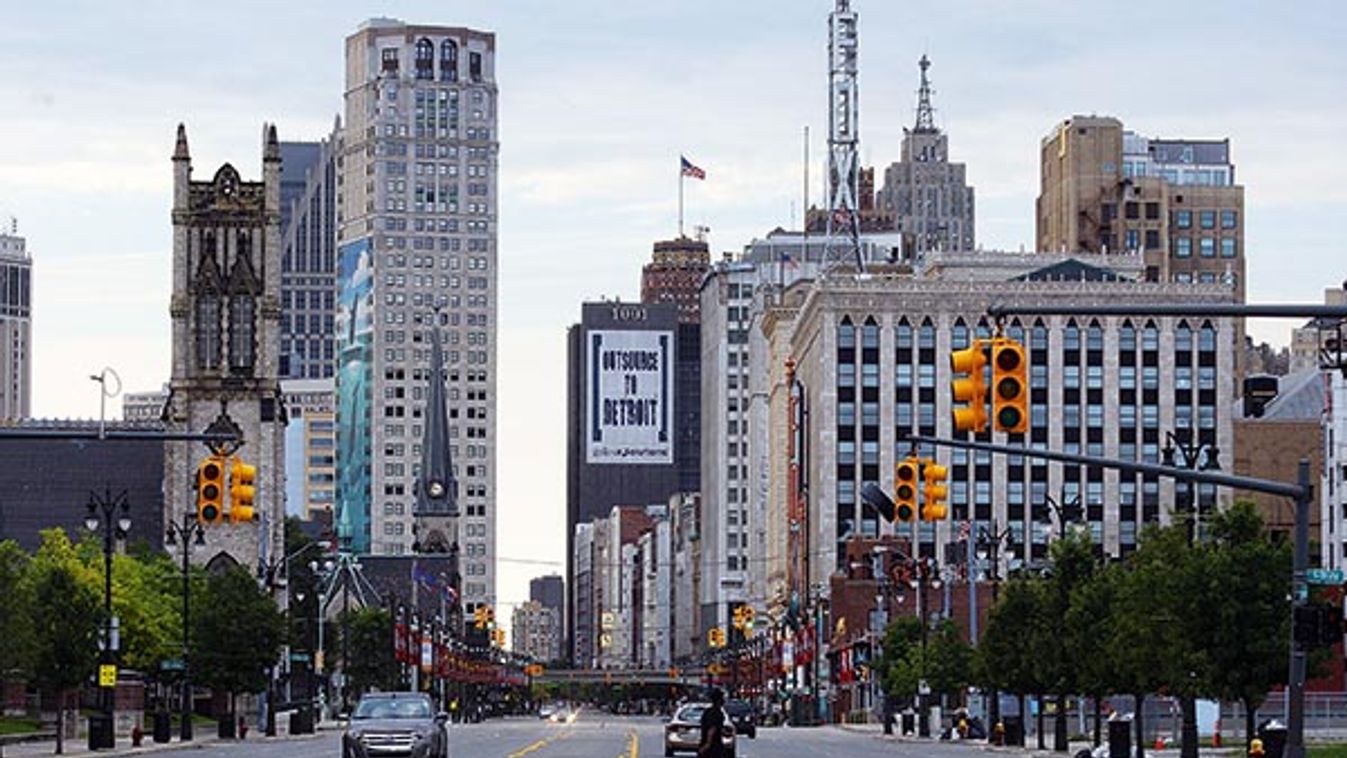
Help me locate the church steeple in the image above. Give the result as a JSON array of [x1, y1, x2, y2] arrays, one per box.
[[413, 310, 458, 542], [913, 54, 937, 134]]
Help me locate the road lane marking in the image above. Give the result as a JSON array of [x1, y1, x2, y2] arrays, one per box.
[[614, 728, 639, 758], [503, 724, 575, 758]]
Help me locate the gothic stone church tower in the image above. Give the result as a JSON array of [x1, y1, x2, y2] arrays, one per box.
[[163, 124, 286, 571]]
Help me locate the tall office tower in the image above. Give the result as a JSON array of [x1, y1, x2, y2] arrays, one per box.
[[529, 574, 564, 617], [511, 600, 562, 663], [163, 124, 286, 571], [280, 133, 339, 381], [566, 301, 685, 664], [282, 378, 336, 520], [1036, 116, 1245, 294], [641, 236, 710, 323], [335, 19, 499, 612], [875, 55, 975, 256], [0, 226, 31, 421]]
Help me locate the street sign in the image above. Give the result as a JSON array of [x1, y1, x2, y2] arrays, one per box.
[[99, 664, 117, 687], [290, 652, 312, 663], [1307, 568, 1344, 586], [159, 659, 185, 672]]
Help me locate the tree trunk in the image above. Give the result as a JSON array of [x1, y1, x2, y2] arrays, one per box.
[[54, 697, 64, 755], [1180, 694, 1198, 758], [1093, 694, 1102, 747], [1243, 697, 1257, 755], [1134, 693, 1146, 758], [1055, 692, 1069, 751], [987, 688, 1000, 744]]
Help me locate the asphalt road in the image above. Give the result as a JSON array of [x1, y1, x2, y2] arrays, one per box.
[[68, 714, 1002, 758]]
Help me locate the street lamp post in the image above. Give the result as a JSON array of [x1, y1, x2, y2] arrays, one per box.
[[1162, 430, 1220, 545], [976, 521, 1012, 742], [164, 514, 205, 743], [85, 489, 130, 750], [1041, 491, 1082, 540]]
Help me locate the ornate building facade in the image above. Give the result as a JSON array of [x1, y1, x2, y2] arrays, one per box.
[[162, 124, 287, 571]]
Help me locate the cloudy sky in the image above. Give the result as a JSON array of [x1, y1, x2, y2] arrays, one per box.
[[3, 1, 1344, 616]]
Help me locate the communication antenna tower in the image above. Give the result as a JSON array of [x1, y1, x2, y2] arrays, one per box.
[[826, 0, 864, 272]]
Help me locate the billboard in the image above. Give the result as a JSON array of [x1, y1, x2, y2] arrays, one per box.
[[585, 329, 674, 464], [335, 238, 374, 553]]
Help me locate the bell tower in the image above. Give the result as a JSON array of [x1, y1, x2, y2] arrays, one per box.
[[163, 123, 286, 572]]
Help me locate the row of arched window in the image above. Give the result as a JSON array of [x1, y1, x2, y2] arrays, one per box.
[[404, 38, 483, 83]]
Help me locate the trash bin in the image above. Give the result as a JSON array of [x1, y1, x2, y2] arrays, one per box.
[[1108, 713, 1133, 758], [1257, 719, 1287, 758], [290, 707, 314, 735], [1003, 715, 1024, 747], [87, 713, 114, 750], [153, 710, 172, 743], [901, 711, 915, 735]]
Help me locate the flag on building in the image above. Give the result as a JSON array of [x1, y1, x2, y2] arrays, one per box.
[[781, 251, 799, 269], [681, 155, 706, 180]]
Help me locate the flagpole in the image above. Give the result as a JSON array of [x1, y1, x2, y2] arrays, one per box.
[[678, 158, 685, 238]]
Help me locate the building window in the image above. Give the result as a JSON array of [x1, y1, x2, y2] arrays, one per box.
[[469, 52, 483, 82], [1124, 202, 1139, 220], [1175, 210, 1192, 229], [229, 296, 255, 372], [414, 38, 434, 79], [1144, 202, 1160, 220], [1221, 210, 1237, 229], [441, 40, 458, 81], [1199, 210, 1216, 230], [1145, 229, 1160, 250], [1199, 238, 1215, 258], [1220, 238, 1237, 258], [381, 48, 399, 73], [1172, 237, 1191, 258], [196, 294, 221, 370]]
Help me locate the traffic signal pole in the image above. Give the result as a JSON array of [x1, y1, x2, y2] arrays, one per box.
[[907, 434, 1312, 757]]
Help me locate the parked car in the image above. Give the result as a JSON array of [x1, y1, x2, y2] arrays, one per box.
[[724, 700, 757, 739], [341, 692, 448, 758], [664, 702, 735, 757]]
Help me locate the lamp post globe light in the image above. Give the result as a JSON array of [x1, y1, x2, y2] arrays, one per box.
[[164, 513, 206, 743]]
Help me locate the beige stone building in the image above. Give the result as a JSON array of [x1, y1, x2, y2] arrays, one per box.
[[759, 253, 1238, 614], [0, 229, 31, 421], [511, 600, 562, 664]]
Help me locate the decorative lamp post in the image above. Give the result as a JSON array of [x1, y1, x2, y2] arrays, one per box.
[[85, 489, 130, 750], [164, 513, 205, 742]]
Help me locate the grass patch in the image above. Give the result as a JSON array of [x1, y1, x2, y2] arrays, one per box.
[[1309, 746, 1347, 758], [0, 717, 42, 735]]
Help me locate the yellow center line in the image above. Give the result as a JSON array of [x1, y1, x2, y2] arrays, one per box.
[[614, 728, 639, 758], [506, 726, 574, 758]]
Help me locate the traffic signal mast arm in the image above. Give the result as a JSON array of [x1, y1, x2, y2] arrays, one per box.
[[985, 302, 1347, 321]]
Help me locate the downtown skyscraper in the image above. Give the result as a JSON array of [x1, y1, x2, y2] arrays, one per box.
[[335, 19, 499, 611]]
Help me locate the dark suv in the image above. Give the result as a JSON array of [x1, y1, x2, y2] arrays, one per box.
[[724, 700, 756, 739], [342, 692, 448, 758]]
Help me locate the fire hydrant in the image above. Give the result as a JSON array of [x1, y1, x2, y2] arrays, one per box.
[[1249, 737, 1265, 757], [238, 715, 249, 739], [993, 720, 1005, 746], [131, 725, 144, 747]]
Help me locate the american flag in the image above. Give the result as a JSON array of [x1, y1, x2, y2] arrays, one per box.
[[780, 251, 799, 269], [680, 155, 706, 180]]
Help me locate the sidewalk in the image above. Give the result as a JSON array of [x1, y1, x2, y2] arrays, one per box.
[[0, 727, 328, 758], [833, 722, 1248, 757]]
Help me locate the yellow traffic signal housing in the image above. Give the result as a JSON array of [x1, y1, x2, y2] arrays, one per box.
[[741, 605, 755, 630], [991, 337, 1029, 434], [196, 456, 226, 524], [950, 339, 989, 433], [473, 606, 487, 630], [894, 457, 919, 522], [228, 458, 258, 524], [921, 461, 949, 521]]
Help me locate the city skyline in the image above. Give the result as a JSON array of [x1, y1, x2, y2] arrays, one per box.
[[3, 1, 1344, 615]]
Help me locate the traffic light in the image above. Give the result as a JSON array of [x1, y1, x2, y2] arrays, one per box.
[[950, 339, 989, 433], [228, 457, 258, 524], [473, 606, 488, 630], [740, 605, 755, 631], [196, 455, 226, 524], [707, 626, 725, 648], [493, 628, 506, 647], [921, 460, 948, 521], [991, 337, 1028, 434], [894, 457, 919, 522]]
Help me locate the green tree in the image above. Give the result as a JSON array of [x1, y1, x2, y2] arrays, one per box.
[[1065, 561, 1123, 747], [1203, 501, 1291, 755], [926, 619, 972, 706], [0, 540, 36, 685], [26, 530, 103, 755], [875, 616, 923, 705], [342, 607, 398, 697], [1037, 530, 1099, 751], [978, 575, 1046, 744], [193, 567, 285, 726]]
